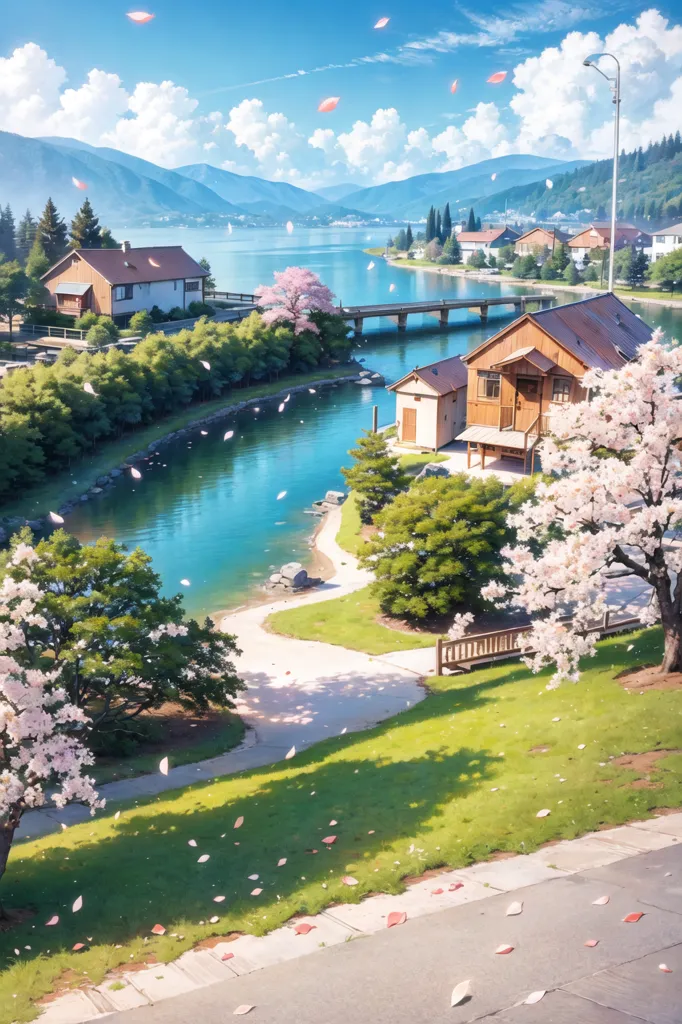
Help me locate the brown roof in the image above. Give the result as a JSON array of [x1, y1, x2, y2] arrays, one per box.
[[43, 246, 209, 286], [463, 293, 653, 372], [568, 223, 651, 247], [492, 346, 557, 374], [388, 354, 468, 396], [515, 227, 570, 244], [457, 228, 509, 243]]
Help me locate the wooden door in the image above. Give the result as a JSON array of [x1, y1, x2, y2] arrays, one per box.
[[514, 377, 541, 431], [402, 406, 417, 442]]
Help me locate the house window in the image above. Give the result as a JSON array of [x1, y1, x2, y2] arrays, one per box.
[[477, 370, 500, 399], [413, 395, 421, 402], [552, 378, 571, 403], [114, 285, 133, 301], [655, 235, 666, 243], [185, 281, 200, 292]]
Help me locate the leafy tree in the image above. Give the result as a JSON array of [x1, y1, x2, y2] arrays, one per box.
[[551, 242, 570, 273], [441, 203, 452, 241], [497, 243, 516, 266], [405, 224, 414, 249], [129, 309, 155, 336], [341, 429, 410, 524], [235, 310, 292, 380], [487, 254, 497, 268], [582, 262, 599, 282], [99, 227, 119, 249], [466, 207, 476, 232], [361, 474, 532, 620], [563, 260, 580, 284], [628, 247, 649, 287], [3, 529, 244, 737], [438, 234, 462, 264], [425, 238, 443, 261], [69, 198, 101, 249], [309, 309, 353, 364], [15, 209, 36, 264], [648, 247, 682, 293], [0, 260, 28, 338], [255, 266, 336, 334], [199, 257, 216, 291], [73, 310, 100, 332], [0, 205, 16, 261], [36, 197, 68, 266], [468, 248, 488, 268], [86, 316, 119, 348], [394, 228, 408, 251], [540, 259, 557, 280]]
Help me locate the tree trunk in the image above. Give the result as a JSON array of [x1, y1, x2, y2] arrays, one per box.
[[657, 574, 682, 673], [0, 824, 16, 896]]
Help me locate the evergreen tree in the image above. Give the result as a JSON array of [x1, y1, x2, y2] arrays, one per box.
[[563, 260, 580, 285], [425, 206, 436, 243], [341, 429, 410, 524], [405, 223, 413, 249], [442, 202, 452, 241], [540, 259, 557, 280], [0, 204, 16, 261], [475, 216, 482, 231], [468, 248, 487, 269], [394, 228, 408, 251], [435, 209, 442, 242], [15, 209, 36, 264], [629, 247, 649, 287], [438, 234, 462, 265], [36, 198, 67, 266], [0, 260, 28, 338], [466, 207, 476, 232], [198, 257, 216, 290], [99, 227, 119, 249], [24, 237, 51, 306], [551, 242, 570, 273], [69, 198, 101, 249]]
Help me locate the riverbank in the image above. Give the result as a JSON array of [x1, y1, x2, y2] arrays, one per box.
[[0, 365, 366, 529]]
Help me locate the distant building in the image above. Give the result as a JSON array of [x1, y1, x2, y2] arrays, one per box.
[[651, 222, 682, 262], [388, 355, 468, 451], [41, 242, 210, 323], [514, 227, 569, 256], [455, 226, 520, 264], [567, 223, 651, 264]]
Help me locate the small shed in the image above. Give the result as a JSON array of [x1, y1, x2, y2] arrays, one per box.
[[387, 354, 468, 451]]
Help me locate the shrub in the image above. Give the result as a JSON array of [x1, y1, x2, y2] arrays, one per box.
[[187, 300, 215, 317], [149, 304, 169, 323], [73, 310, 100, 331], [169, 306, 188, 320], [129, 309, 155, 336], [341, 429, 410, 524]]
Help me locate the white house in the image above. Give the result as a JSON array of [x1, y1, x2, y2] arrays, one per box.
[[388, 354, 468, 451], [651, 222, 682, 262], [455, 226, 520, 264], [41, 242, 210, 323]]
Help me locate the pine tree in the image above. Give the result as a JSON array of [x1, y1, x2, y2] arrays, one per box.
[[551, 242, 570, 273], [99, 227, 119, 249], [438, 234, 462, 265], [435, 209, 442, 242], [0, 205, 16, 261], [442, 202, 452, 241], [425, 206, 436, 243], [466, 207, 476, 232], [563, 261, 580, 285], [341, 429, 410, 524], [629, 247, 649, 287], [15, 209, 36, 264], [25, 237, 52, 306], [36, 198, 67, 266], [69, 199, 101, 249], [475, 216, 482, 231], [405, 224, 413, 249]]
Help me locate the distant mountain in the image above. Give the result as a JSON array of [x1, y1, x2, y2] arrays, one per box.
[[315, 183, 363, 202], [178, 163, 335, 216], [344, 156, 589, 220]]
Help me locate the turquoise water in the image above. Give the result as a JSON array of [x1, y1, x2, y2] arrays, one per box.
[[64, 227, 682, 617]]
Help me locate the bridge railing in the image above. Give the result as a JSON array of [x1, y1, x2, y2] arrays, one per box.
[[206, 290, 258, 304]]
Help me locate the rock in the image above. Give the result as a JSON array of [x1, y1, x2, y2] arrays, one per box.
[[269, 573, 283, 583], [89, 487, 103, 495], [0, 527, 8, 544], [27, 519, 43, 531], [416, 462, 451, 481], [356, 378, 372, 386], [358, 370, 371, 377], [109, 468, 122, 478], [96, 475, 110, 487], [324, 490, 346, 505], [79, 494, 89, 502], [280, 562, 308, 588]]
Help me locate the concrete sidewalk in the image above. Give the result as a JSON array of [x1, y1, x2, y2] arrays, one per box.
[[38, 814, 682, 1023]]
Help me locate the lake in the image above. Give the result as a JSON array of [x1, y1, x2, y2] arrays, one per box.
[[64, 226, 682, 617]]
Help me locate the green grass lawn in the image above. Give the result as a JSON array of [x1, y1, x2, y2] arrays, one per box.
[[4, 628, 681, 1022], [336, 492, 364, 556], [0, 367, 357, 521]]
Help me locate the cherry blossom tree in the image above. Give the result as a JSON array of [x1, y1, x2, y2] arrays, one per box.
[[0, 544, 102, 890], [482, 330, 682, 688], [255, 266, 337, 335]]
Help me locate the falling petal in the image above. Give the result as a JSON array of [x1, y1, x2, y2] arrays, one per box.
[[251, 888, 263, 896], [585, 939, 599, 947], [487, 71, 507, 83], [389, 283, 396, 292], [506, 901, 523, 916], [46, 916, 59, 927], [72, 896, 83, 913], [495, 944, 514, 955], [578, 744, 586, 750], [188, 840, 197, 847], [180, 578, 190, 586], [318, 97, 340, 113], [228, 222, 233, 234], [234, 816, 244, 829], [248, 874, 259, 880], [286, 221, 294, 234], [342, 875, 358, 886], [198, 854, 210, 863], [201, 430, 208, 435], [71, 177, 87, 190], [450, 980, 472, 1007], [49, 511, 64, 524], [278, 402, 285, 412], [322, 836, 337, 845], [308, 387, 317, 393], [386, 911, 407, 928], [450, 79, 458, 94], [234, 1007, 254, 1016], [159, 757, 169, 775], [525, 991, 545, 1005], [592, 895, 610, 906], [374, 16, 389, 28], [623, 912, 644, 923], [224, 430, 234, 441], [578, 186, 586, 192], [114, 811, 121, 820], [659, 963, 672, 972], [83, 382, 97, 396], [536, 808, 551, 818], [329, 820, 338, 827], [200, 360, 211, 370], [72, 943, 85, 951], [148, 257, 161, 268], [278, 858, 287, 866], [491, 172, 497, 181], [546, 178, 554, 189], [294, 922, 316, 935], [277, 491, 288, 501], [127, 11, 155, 23], [151, 924, 166, 935], [367, 260, 375, 270], [130, 467, 142, 480]]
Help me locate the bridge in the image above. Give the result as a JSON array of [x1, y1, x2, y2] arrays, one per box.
[[338, 294, 553, 335]]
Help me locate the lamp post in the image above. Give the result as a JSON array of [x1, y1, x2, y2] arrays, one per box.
[[583, 52, 621, 293]]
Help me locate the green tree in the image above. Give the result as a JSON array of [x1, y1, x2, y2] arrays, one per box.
[[36, 197, 68, 266], [475, 216, 482, 231], [360, 474, 532, 621], [309, 310, 353, 364], [435, 209, 442, 242], [0, 260, 28, 338], [0, 204, 16, 261], [441, 203, 452, 241], [129, 309, 155, 336], [563, 260, 580, 284], [341, 429, 410, 524], [199, 257, 216, 291], [497, 243, 516, 266], [629, 247, 649, 287], [405, 224, 414, 249], [73, 310, 100, 332], [15, 209, 36, 264], [86, 316, 119, 348], [438, 234, 462, 264], [3, 529, 244, 737], [466, 207, 476, 232], [425, 206, 436, 243], [425, 238, 443, 261], [394, 228, 408, 251], [551, 242, 570, 273], [24, 237, 51, 307], [69, 198, 101, 249], [468, 248, 488, 269], [648, 247, 682, 293], [540, 257, 557, 280], [99, 227, 119, 249]]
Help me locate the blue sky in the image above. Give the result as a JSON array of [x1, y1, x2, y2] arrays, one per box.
[[1, 2, 681, 188]]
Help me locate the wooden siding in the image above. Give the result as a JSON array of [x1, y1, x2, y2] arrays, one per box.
[[43, 254, 112, 315], [515, 228, 555, 253], [568, 227, 607, 250]]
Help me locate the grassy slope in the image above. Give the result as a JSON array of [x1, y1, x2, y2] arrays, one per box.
[[4, 628, 681, 1021], [0, 367, 356, 521]]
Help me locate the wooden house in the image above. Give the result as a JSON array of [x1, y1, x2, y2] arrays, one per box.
[[455, 293, 653, 473], [514, 227, 569, 255], [388, 355, 468, 450], [41, 242, 209, 323], [567, 223, 651, 264]]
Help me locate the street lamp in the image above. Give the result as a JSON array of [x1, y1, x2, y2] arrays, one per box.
[[583, 52, 621, 293]]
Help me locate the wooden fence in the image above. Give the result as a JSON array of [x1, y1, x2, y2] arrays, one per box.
[[435, 609, 643, 675]]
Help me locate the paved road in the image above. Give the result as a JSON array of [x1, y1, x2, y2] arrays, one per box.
[[109, 844, 682, 1024]]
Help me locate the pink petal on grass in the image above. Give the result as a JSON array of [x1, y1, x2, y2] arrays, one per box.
[[487, 71, 507, 83], [592, 895, 610, 906], [72, 896, 83, 913], [449, 882, 463, 892], [234, 816, 244, 829], [151, 924, 166, 935], [623, 912, 644, 923], [342, 875, 358, 886], [130, 467, 142, 480], [127, 11, 155, 23], [210, 916, 220, 924], [386, 911, 407, 928], [536, 808, 551, 818], [46, 916, 59, 927], [251, 888, 263, 896], [188, 840, 197, 847], [294, 922, 316, 935], [214, 896, 226, 903], [506, 901, 523, 916], [248, 874, 259, 881], [159, 757, 169, 775], [322, 836, 337, 845], [277, 858, 287, 867], [450, 980, 472, 1007], [495, 944, 514, 955], [72, 943, 85, 951], [318, 97, 340, 113], [525, 991, 546, 1005], [584, 939, 599, 947], [233, 1006, 254, 1016]]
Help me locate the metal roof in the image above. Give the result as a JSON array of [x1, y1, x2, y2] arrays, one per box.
[[656, 221, 682, 235], [44, 246, 209, 286], [388, 354, 468, 396], [515, 227, 570, 244], [492, 346, 557, 374], [457, 228, 516, 243], [54, 281, 92, 296], [456, 426, 539, 449]]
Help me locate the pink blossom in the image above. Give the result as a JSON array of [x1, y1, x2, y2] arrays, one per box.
[[254, 266, 337, 335]]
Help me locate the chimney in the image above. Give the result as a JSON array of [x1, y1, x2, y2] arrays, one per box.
[[121, 240, 131, 253]]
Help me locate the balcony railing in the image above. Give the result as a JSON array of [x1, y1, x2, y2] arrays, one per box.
[[499, 405, 514, 430]]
